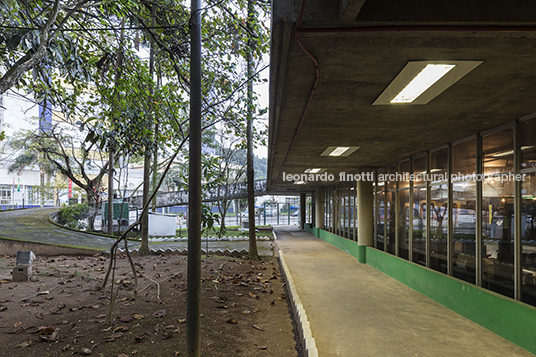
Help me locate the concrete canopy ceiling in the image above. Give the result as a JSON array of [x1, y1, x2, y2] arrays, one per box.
[[267, 0, 536, 194]]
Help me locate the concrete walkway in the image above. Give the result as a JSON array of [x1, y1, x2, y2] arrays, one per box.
[[275, 227, 535, 357], [0, 208, 274, 256]]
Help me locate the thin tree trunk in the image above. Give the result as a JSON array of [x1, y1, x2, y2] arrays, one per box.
[[140, 8, 157, 255]]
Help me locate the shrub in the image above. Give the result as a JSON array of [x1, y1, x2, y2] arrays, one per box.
[[58, 204, 90, 230]]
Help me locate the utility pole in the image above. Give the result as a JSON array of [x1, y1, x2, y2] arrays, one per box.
[[186, 0, 202, 356], [246, 0, 258, 258]]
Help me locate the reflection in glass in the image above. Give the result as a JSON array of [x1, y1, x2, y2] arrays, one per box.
[[398, 189, 410, 259], [452, 181, 476, 283], [452, 138, 476, 284], [522, 118, 536, 169], [386, 191, 396, 254], [430, 184, 448, 273], [430, 147, 448, 184], [482, 127, 514, 298], [412, 187, 427, 266], [413, 155, 427, 186], [522, 172, 536, 305], [377, 190, 385, 251], [399, 160, 410, 189]]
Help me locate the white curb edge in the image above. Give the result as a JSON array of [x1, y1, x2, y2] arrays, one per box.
[[278, 250, 319, 357]]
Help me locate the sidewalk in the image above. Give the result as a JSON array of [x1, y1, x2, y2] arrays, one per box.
[[274, 227, 534, 357]]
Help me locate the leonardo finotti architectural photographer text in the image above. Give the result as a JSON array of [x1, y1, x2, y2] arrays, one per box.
[[282, 171, 526, 183]]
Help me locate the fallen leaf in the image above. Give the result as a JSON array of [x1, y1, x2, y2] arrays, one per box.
[[249, 292, 258, 299], [256, 344, 267, 350], [7, 326, 24, 334], [178, 318, 186, 324], [134, 333, 147, 343], [95, 314, 107, 319], [226, 318, 238, 324], [37, 290, 49, 296], [14, 321, 22, 328], [252, 324, 264, 331], [153, 309, 167, 318], [132, 313, 144, 320], [162, 331, 173, 340], [119, 317, 133, 323], [118, 354, 129, 357], [62, 344, 70, 351], [0, 306, 7, 311], [105, 332, 124, 342], [252, 307, 260, 313], [81, 347, 92, 355], [113, 325, 129, 333], [36, 312, 43, 319], [0, 279, 10, 284], [16, 340, 32, 348]]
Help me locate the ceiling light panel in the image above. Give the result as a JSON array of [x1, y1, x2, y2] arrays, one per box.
[[320, 146, 360, 157], [373, 61, 483, 105]]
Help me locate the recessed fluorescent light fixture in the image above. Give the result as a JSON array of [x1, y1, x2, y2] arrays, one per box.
[[305, 168, 323, 174], [373, 61, 483, 105], [321, 146, 360, 157], [391, 64, 455, 103]]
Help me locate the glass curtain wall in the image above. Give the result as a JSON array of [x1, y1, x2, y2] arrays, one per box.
[[320, 115, 536, 307]]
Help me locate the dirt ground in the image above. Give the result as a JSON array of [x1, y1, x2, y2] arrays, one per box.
[[0, 253, 302, 357]]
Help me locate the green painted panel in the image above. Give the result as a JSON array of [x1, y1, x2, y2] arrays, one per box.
[[366, 247, 536, 355]]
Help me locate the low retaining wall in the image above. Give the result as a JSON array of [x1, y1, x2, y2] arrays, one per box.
[[0, 238, 103, 256]]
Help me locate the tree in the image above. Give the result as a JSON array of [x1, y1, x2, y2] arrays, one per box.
[[5, 123, 109, 230]]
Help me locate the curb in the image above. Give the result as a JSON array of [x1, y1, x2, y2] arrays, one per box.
[[278, 250, 319, 357]]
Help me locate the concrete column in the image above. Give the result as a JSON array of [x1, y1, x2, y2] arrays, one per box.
[[315, 186, 324, 229], [300, 193, 306, 229], [357, 167, 374, 263]]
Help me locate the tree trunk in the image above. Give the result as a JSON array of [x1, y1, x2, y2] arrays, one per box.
[[246, 0, 258, 259]]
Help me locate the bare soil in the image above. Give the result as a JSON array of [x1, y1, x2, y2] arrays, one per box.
[[0, 253, 301, 357]]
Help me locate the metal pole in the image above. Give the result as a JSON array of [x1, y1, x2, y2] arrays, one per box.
[[186, 1, 202, 356]]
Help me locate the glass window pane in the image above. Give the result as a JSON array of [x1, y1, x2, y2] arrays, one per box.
[[522, 118, 536, 170], [430, 184, 448, 274], [377, 190, 385, 251], [453, 138, 476, 177], [430, 147, 448, 184], [399, 160, 410, 189], [482, 127, 514, 298], [386, 165, 397, 191], [412, 187, 427, 266], [413, 154, 427, 186], [483, 126, 514, 175], [398, 189, 410, 259], [522, 172, 536, 305], [452, 138, 477, 284], [452, 181, 477, 284], [386, 191, 396, 254]]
